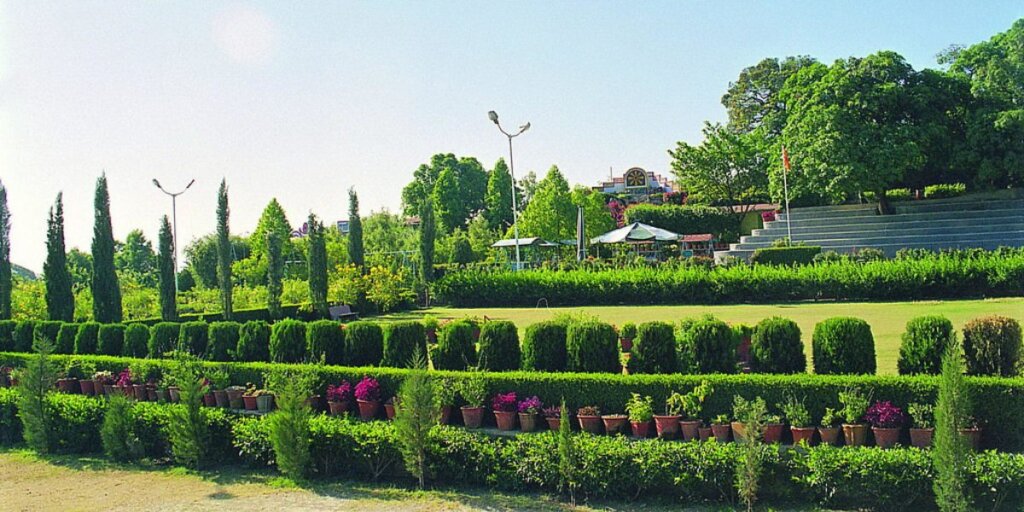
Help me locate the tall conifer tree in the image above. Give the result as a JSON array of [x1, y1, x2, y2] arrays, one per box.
[[347, 188, 364, 269], [157, 215, 177, 321], [266, 231, 283, 319], [44, 193, 74, 321], [418, 199, 435, 284], [307, 213, 328, 318], [0, 180, 10, 320], [91, 174, 122, 322], [216, 179, 233, 320]]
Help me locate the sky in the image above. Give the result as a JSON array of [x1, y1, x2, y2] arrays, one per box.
[[1, 1, 1021, 273]]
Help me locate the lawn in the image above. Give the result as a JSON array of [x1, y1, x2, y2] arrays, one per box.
[[385, 297, 1024, 375]]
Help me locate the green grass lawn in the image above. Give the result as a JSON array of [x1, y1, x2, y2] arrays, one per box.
[[384, 298, 1023, 375]]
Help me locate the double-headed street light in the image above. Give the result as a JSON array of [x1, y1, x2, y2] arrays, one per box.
[[488, 110, 530, 271], [153, 178, 195, 291]]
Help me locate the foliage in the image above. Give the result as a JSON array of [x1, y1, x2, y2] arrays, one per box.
[[157, 215, 177, 321], [307, 320, 344, 365], [477, 320, 520, 372], [166, 354, 210, 468], [90, 174, 122, 323], [908, 402, 935, 429], [345, 321, 383, 367], [750, 316, 805, 374], [267, 371, 312, 479], [679, 317, 736, 374], [216, 179, 233, 320], [348, 188, 364, 269], [865, 401, 905, 429], [625, 203, 740, 242], [270, 319, 307, 363], [235, 320, 270, 362], [838, 388, 870, 424], [629, 321, 676, 374], [934, 342, 973, 510], [924, 183, 967, 199], [44, 193, 75, 322], [457, 374, 487, 408], [812, 317, 877, 375], [394, 353, 438, 488], [0, 181, 9, 320], [750, 246, 822, 265], [566, 320, 619, 373], [418, 198, 436, 284], [96, 323, 124, 356], [207, 322, 240, 362], [432, 320, 477, 371], [354, 375, 381, 402], [364, 266, 414, 313], [123, 323, 149, 358], [101, 393, 141, 461], [115, 229, 157, 287], [515, 166, 576, 242], [898, 315, 956, 375], [522, 320, 567, 372], [148, 322, 180, 358], [55, 322, 78, 354], [962, 315, 1021, 377], [669, 122, 768, 208], [74, 322, 100, 355], [16, 338, 57, 452], [265, 231, 284, 319], [383, 321, 426, 368], [733, 395, 767, 511], [780, 395, 811, 428], [625, 393, 654, 422], [179, 321, 209, 357], [484, 158, 514, 231]]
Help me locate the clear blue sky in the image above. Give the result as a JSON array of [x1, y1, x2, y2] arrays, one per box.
[[2, 1, 1021, 272]]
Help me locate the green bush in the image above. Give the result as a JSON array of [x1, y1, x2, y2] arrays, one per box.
[[898, 315, 955, 375], [812, 317, 876, 375], [962, 316, 1022, 377], [266, 374, 312, 478], [270, 319, 307, 364], [34, 321, 62, 347], [751, 246, 822, 266], [97, 324, 125, 356], [178, 322, 209, 357], [626, 204, 740, 242], [55, 323, 79, 355], [236, 321, 270, 362], [522, 320, 567, 372], [432, 320, 477, 371], [148, 322, 180, 358], [101, 394, 141, 461], [750, 317, 805, 374], [0, 320, 16, 351], [306, 320, 345, 365], [207, 322, 241, 362], [477, 321, 520, 372], [566, 320, 619, 373], [123, 324, 150, 359], [680, 317, 737, 374], [74, 322, 100, 355], [14, 320, 37, 352], [345, 322, 383, 367], [628, 321, 676, 374], [924, 183, 966, 199], [383, 321, 426, 368]]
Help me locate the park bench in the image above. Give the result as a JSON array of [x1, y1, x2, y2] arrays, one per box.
[[329, 304, 360, 322]]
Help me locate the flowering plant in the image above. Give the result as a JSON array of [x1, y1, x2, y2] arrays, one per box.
[[517, 396, 543, 415], [865, 401, 905, 428], [761, 210, 777, 222], [577, 405, 600, 416], [354, 376, 381, 402], [492, 391, 517, 412], [326, 381, 352, 403], [542, 405, 562, 418], [116, 368, 133, 387], [93, 370, 114, 384]]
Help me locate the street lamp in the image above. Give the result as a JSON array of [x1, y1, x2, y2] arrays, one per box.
[[488, 110, 530, 271], [153, 178, 196, 291]]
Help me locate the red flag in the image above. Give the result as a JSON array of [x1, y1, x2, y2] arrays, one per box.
[[782, 146, 792, 173]]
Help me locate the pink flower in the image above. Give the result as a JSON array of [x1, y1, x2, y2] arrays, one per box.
[[492, 391, 517, 412], [327, 381, 352, 402], [354, 376, 381, 402]]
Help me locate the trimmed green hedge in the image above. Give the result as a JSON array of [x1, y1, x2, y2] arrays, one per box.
[[34, 321, 62, 347], [625, 204, 740, 242], [477, 321, 520, 372], [382, 321, 426, 368], [0, 320, 15, 352], [898, 315, 955, 375], [55, 323, 79, 355], [432, 320, 477, 371], [963, 316, 1022, 377], [680, 317, 736, 374], [14, 320, 36, 352], [148, 322, 180, 358], [123, 323, 149, 359], [236, 321, 270, 362], [208, 322, 241, 362], [306, 320, 344, 365], [566, 320, 619, 373], [270, 319, 307, 363], [628, 321, 676, 374], [179, 322, 209, 357], [344, 322, 383, 367], [97, 324, 125, 356], [750, 317, 805, 374], [813, 317, 877, 375], [522, 320, 567, 372], [74, 322, 100, 355], [750, 246, 822, 265]]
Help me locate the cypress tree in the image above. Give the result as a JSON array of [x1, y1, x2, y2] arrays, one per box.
[[266, 231, 283, 319], [933, 341, 973, 510], [484, 158, 514, 230], [418, 199, 435, 284], [91, 174, 122, 323], [44, 193, 75, 321], [216, 179, 233, 320], [157, 215, 177, 321], [0, 180, 11, 320], [307, 213, 328, 318], [347, 187, 364, 270]]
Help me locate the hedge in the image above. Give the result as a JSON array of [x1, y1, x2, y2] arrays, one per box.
[[383, 321, 426, 368], [208, 322, 241, 362], [0, 320, 15, 352], [236, 321, 270, 362], [566, 321, 619, 373], [148, 322, 180, 358], [34, 321, 63, 348], [680, 317, 736, 374], [750, 317, 805, 374], [179, 322, 209, 357], [963, 316, 1022, 377], [345, 322, 383, 367], [270, 319, 307, 363], [96, 324, 125, 356], [306, 320, 344, 365], [432, 320, 477, 371], [750, 246, 822, 266], [625, 204, 740, 242], [628, 321, 676, 374], [14, 320, 36, 352], [521, 320, 567, 372], [898, 315, 955, 375], [123, 323, 149, 359], [477, 321, 520, 372], [56, 323, 79, 355], [74, 322, 100, 355], [812, 317, 877, 375]]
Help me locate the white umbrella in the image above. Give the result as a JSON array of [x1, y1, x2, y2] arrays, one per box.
[[589, 222, 681, 244]]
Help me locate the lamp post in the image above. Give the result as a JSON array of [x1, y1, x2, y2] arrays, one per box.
[[488, 110, 530, 271], [153, 178, 195, 291]]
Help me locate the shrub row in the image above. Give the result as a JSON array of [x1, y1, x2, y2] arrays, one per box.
[[750, 246, 822, 266], [625, 204, 741, 242]]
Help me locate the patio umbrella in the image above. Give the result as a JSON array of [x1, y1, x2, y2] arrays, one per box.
[[589, 222, 681, 244], [576, 205, 586, 261]]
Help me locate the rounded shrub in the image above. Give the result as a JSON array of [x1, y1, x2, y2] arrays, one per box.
[[897, 315, 955, 375], [123, 323, 150, 358], [521, 320, 567, 372], [34, 321, 63, 348], [432, 320, 477, 371], [962, 315, 1022, 377], [14, 320, 37, 352], [178, 322, 210, 356], [97, 324, 125, 356], [307, 320, 345, 365], [236, 321, 271, 362], [0, 320, 16, 351], [345, 321, 383, 367], [55, 323, 79, 354], [270, 319, 307, 363], [812, 317, 876, 375], [750, 317, 806, 374], [477, 320, 520, 372], [74, 322, 101, 355], [383, 321, 426, 368], [566, 320, 619, 373], [208, 322, 241, 362], [629, 321, 677, 374], [679, 317, 737, 374], [148, 322, 180, 358]]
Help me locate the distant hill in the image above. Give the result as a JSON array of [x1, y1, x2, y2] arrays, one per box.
[[13, 264, 37, 280]]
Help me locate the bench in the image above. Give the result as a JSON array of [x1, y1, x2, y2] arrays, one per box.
[[329, 304, 360, 322]]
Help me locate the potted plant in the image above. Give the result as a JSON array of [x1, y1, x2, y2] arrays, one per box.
[[865, 401, 904, 449], [384, 396, 399, 420], [492, 392, 518, 430], [518, 396, 543, 433], [818, 407, 841, 446], [577, 406, 602, 434], [907, 402, 934, 448], [542, 405, 562, 431], [711, 414, 731, 442], [619, 322, 637, 352], [679, 381, 712, 441], [355, 376, 382, 420], [326, 381, 352, 416], [94, 370, 115, 396], [254, 388, 275, 412], [626, 393, 654, 438], [242, 383, 259, 411], [458, 375, 487, 429], [602, 411, 628, 436], [59, 360, 84, 394], [781, 396, 814, 445], [655, 392, 684, 439], [436, 378, 457, 425], [698, 422, 713, 442], [839, 389, 871, 447], [960, 417, 982, 451], [764, 413, 785, 444], [423, 316, 439, 344], [115, 368, 134, 398], [206, 368, 230, 408], [226, 385, 247, 409]]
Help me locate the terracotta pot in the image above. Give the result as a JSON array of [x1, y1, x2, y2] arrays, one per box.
[[103, 384, 114, 396], [791, 426, 816, 446], [203, 392, 216, 407], [79, 379, 96, 396], [134, 384, 148, 402], [385, 403, 396, 420], [495, 410, 517, 431], [843, 423, 869, 447], [764, 423, 784, 444], [653, 415, 681, 439], [57, 378, 78, 394], [960, 427, 982, 451], [519, 412, 538, 432], [116, 385, 131, 397], [243, 395, 258, 411], [461, 406, 484, 429], [620, 337, 633, 352], [256, 394, 274, 412], [328, 400, 349, 416], [440, 405, 453, 425], [711, 423, 731, 442], [357, 399, 380, 420], [698, 427, 713, 442], [146, 388, 158, 401], [578, 415, 602, 434], [168, 386, 180, 403], [602, 415, 628, 435], [227, 388, 244, 408], [731, 421, 747, 442], [214, 390, 229, 408], [545, 417, 561, 431], [679, 420, 701, 441], [872, 427, 901, 449], [631, 420, 651, 438], [909, 427, 934, 448], [818, 426, 840, 446], [306, 394, 324, 412]]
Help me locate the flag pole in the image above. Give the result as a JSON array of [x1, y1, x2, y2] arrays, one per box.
[[782, 146, 793, 243]]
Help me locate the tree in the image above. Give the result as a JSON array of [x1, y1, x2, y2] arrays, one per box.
[[17, 338, 57, 452], [484, 158, 514, 230], [66, 248, 92, 292], [183, 235, 250, 289], [216, 179, 233, 320], [91, 174, 122, 323], [432, 165, 465, 233], [448, 230, 474, 265], [402, 153, 488, 225], [722, 56, 818, 136], [669, 123, 768, 207], [570, 186, 616, 242], [44, 193, 74, 321], [518, 171, 539, 211], [393, 351, 437, 489], [418, 199, 435, 284], [157, 215, 177, 321], [516, 166, 575, 241], [266, 231, 284, 320], [348, 188, 364, 269], [0, 180, 9, 320], [115, 229, 157, 287], [251, 198, 293, 261], [466, 214, 497, 260], [306, 213, 328, 318], [933, 342, 973, 511]]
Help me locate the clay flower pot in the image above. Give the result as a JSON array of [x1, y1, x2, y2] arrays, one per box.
[[214, 390, 229, 408], [203, 392, 217, 407], [790, 426, 816, 446], [698, 426, 713, 442], [872, 427, 901, 449], [79, 379, 96, 396], [440, 405, 453, 425], [385, 403, 396, 421], [730, 421, 747, 442], [256, 394, 274, 412], [843, 423, 869, 447], [577, 415, 603, 434], [764, 423, 785, 444], [679, 420, 701, 441], [328, 400, 349, 416], [519, 413, 538, 432], [960, 427, 982, 451], [495, 410, 517, 431], [711, 423, 731, 443], [227, 389, 245, 409], [57, 378, 77, 394], [545, 416, 561, 431], [357, 399, 381, 421], [168, 386, 181, 403], [620, 337, 634, 352], [134, 384, 148, 402], [818, 426, 840, 446], [909, 427, 934, 448], [631, 420, 652, 438], [461, 406, 484, 429], [601, 415, 628, 435], [653, 415, 681, 439], [146, 387, 158, 402], [243, 395, 258, 411], [155, 389, 168, 402]]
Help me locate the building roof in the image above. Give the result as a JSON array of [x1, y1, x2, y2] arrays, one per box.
[[681, 233, 714, 243]]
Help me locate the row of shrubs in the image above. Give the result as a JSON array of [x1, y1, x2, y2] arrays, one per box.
[[433, 248, 1024, 306], [0, 388, 1020, 509]]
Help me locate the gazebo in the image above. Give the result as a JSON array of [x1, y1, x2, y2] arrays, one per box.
[[589, 222, 681, 259], [490, 237, 562, 268]]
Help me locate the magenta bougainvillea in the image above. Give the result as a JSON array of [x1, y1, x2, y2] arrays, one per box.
[[326, 381, 352, 403], [492, 391, 517, 412], [354, 376, 381, 402], [865, 401, 905, 428], [518, 396, 543, 414], [116, 368, 132, 387]]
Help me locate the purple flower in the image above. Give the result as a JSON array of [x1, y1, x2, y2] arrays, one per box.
[[518, 396, 543, 414], [116, 368, 132, 387], [542, 405, 562, 418], [865, 401, 905, 428], [354, 376, 381, 402], [326, 381, 352, 402], [492, 391, 517, 412]]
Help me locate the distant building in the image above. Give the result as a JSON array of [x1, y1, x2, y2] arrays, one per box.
[[336, 220, 350, 234], [593, 167, 678, 199]]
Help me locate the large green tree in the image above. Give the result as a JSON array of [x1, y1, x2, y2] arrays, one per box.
[[722, 56, 818, 136], [67, 248, 92, 292], [306, 213, 328, 318], [251, 198, 293, 259], [570, 186, 616, 242], [216, 179, 233, 320], [157, 215, 177, 321], [347, 188, 364, 270], [266, 231, 283, 319], [115, 229, 157, 287], [403, 153, 488, 231], [669, 122, 768, 207], [44, 193, 74, 321], [0, 180, 11, 320], [418, 199, 435, 284], [484, 158, 514, 230], [432, 166, 463, 233], [516, 166, 575, 241], [91, 174, 122, 323]]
